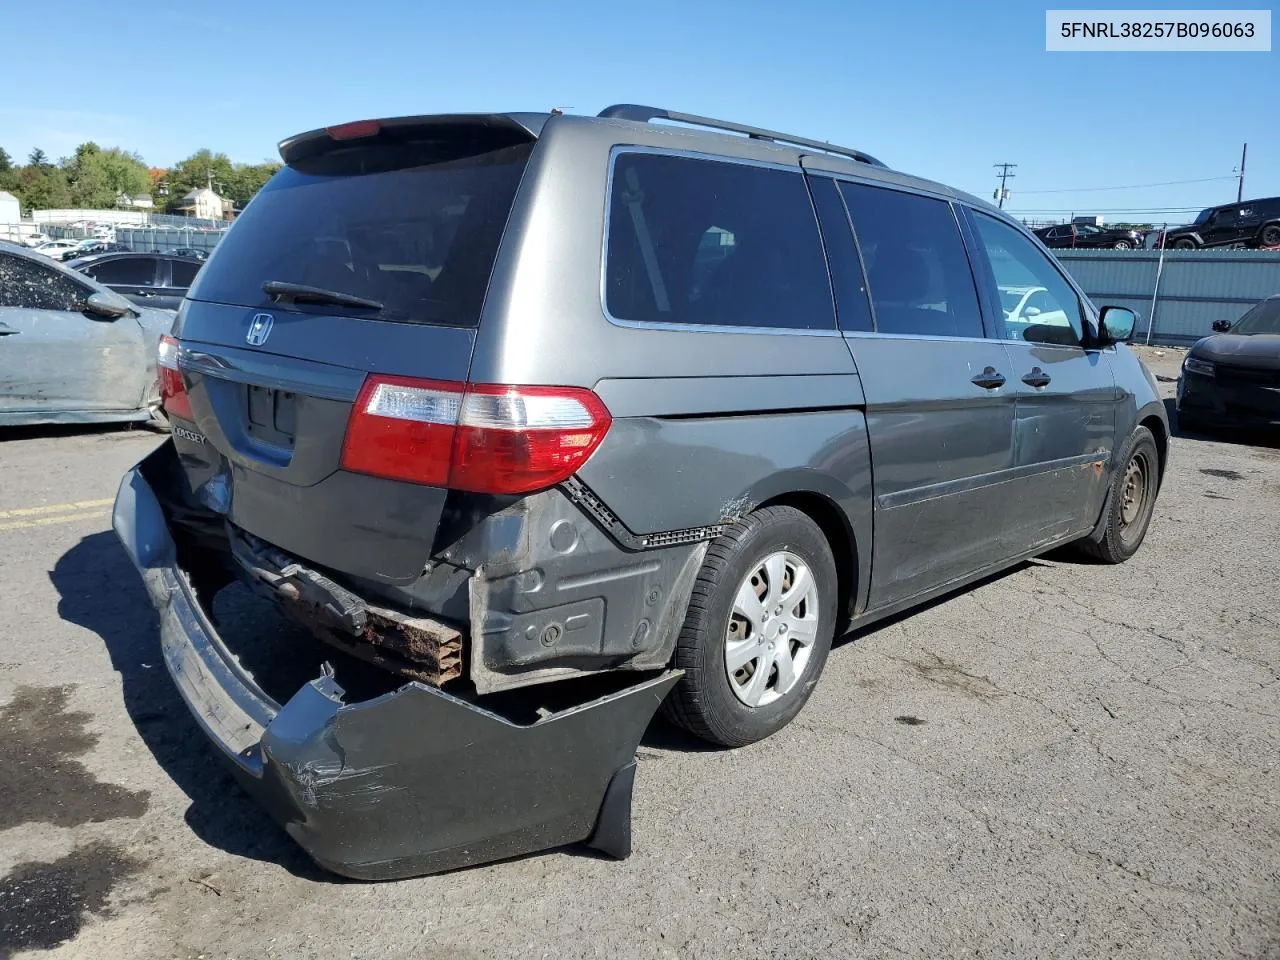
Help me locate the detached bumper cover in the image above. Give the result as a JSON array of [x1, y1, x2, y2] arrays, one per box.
[[112, 458, 679, 880]]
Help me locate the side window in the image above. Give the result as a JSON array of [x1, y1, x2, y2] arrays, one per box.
[[0, 253, 88, 311], [605, 153, 835, 330], [970, 213, 1085, 348], [807, 178, 873, 332], [86, 258, 156, 286], [839, 183, 984, 339], [170, 260, 201, 287]]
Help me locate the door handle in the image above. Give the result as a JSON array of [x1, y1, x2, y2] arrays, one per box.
[[0, 325, 18, 337], [970, 367, 1006, 390], [1022, 367, 1052, 388]]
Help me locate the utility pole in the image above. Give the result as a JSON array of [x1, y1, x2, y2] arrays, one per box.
[[993, 162, 1016, 209], [1236, 143, 1247, 202]]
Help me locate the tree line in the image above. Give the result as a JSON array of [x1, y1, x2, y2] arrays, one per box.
[[0, 143, 280, 217]]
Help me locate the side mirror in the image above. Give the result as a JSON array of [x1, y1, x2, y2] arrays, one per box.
[[1211, 319, 1231, 333], [1022, 306, 1042, 318], [1098, 306, 1137, 346], [83, 292, 129, 319]]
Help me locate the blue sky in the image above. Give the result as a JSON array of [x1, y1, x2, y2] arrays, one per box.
[[2, 0, 1275, 224]]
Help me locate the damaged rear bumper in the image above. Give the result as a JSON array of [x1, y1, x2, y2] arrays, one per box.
[[112, 459, 679, 880]]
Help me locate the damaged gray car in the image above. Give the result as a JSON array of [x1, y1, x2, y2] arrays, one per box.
[[1, 244, 174, 426], [114, 105, 1168, 879]]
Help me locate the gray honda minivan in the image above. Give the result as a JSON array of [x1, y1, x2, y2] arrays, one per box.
[[114, 105, 1166, 877]]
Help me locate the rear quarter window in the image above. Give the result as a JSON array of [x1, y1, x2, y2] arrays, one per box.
[[605, 153, 835, 331], [190, 140, 533, 327]]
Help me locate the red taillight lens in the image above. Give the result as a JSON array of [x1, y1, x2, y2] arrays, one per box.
[[157, 335, 193, 421], [340, 376, 611, 495], [326, 119, 381, 140]]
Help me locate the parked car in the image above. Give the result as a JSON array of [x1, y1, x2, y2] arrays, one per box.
[[32, 239, 82, 258], [58, 240, 129, 261], [165, 247, 209, 261], [1157, 197, 1280, 250], [68, 252, 203, 310], [1177, 294, 1280, 430], [1034, 223, 1144, 249], [22, 232, 50, 247], [0, 244, 173, 425], [112, 105, 1167, 879]]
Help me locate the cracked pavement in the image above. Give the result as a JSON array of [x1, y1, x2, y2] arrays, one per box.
[[1, 365, 1278, 959]]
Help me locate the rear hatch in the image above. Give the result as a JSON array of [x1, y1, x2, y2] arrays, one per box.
[[170, 117, 537, 586]]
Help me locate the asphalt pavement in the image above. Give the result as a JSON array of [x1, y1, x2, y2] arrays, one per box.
[[1, 360, 1277, 960]]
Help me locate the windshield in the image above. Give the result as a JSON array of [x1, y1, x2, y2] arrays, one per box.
[[1192, 207, 1215, 225], [190, 139, 533, 326], [1232, 298, 1280, 335]]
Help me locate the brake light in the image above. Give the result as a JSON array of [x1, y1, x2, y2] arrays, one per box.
[[157, 335, 193, 421], [326, 119, 381, 140], [340, 376, 611, 494]]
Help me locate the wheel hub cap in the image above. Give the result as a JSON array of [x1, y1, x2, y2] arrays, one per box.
[[724, 551, 820, 708]]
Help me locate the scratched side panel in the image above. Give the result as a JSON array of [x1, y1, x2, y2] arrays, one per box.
[[0, 306, 149, 413], [845, 334, 1019, 610]]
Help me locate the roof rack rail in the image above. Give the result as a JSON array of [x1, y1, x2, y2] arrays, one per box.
[[597, 104, 886, 168]]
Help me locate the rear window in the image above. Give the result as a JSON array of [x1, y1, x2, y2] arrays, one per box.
[[605, 152, 835, 331], [190, 139, 533, 326]]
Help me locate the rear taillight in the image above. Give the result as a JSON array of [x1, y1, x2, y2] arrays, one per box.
[[340, 376, 611, 495], [157, 335, 193, 420]]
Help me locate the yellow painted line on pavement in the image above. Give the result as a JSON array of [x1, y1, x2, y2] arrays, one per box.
[[0, 498, 113, 520], [0, 509, 109, 533]]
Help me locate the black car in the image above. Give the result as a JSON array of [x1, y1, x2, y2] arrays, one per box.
[[166, 247, 209, 261], [58, 240, 130, 261], [1177, 294, 1280, 430], [67, 252, 204, 310], [1159, 197, 1280, 250], [1034, 223, 1144, 250]]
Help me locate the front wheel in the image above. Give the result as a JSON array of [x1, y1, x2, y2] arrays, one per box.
[[663, 506, 837, 747], [1077, 427, 1161, 563], [1173, 238, 1197, 250], [1113, 240, 1132, 249]]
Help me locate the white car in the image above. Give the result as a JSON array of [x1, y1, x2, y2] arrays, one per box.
[[999, 285, 1072, 329], [32, 239, 81, 258], [22, 233, 50, 247]]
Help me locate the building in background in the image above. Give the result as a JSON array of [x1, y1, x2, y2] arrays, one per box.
[[176, 187, 229, 220], [0, 191, 20, 224], [118, 193, 155, 209]]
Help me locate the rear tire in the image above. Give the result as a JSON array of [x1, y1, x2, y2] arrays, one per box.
[[1261, 224, 1280, 247], [1113, 240, 1132, 249], [663, 506, 837, 747], [1076, 427, 1160, 563]]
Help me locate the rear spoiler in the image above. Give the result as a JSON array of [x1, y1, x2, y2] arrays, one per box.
[[278, 112, 549, 166]]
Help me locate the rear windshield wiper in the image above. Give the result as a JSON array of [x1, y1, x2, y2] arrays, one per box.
[[263, 280, 384, 311]]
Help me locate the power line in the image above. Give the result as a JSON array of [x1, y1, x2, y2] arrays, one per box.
[[1014, 175, 1234, 195], [1006, 206, 1205, 215]]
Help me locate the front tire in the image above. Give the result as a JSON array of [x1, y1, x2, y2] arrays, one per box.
[[1077, 427, 1160, 563], [663, 506, 837, 747], [1113, 240, 1132, 249], [1173, 238, 1197, 250]]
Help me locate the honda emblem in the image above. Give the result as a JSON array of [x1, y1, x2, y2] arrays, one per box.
[[246, 313, 274, 346]]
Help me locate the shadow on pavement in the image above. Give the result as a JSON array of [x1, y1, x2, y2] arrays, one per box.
[[49, 532, 338, 883]]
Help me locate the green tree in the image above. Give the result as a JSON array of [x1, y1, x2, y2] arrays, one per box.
[[226, 161, 281, 208], [28, 148, 49, 167], [62, 142, 150, 208], [14, 164, 72, 211], [0, 147, 12, 173]]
